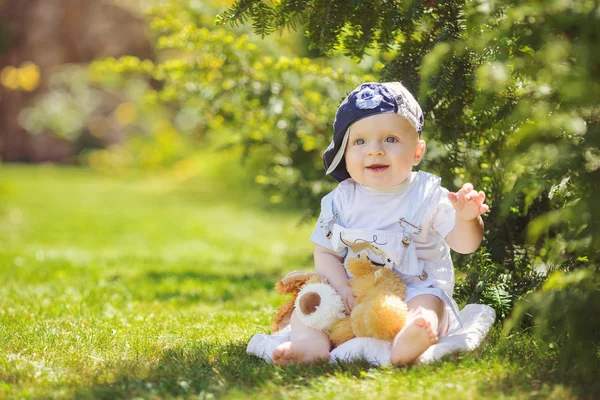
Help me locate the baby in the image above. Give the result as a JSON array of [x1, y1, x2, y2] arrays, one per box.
[[273, 82, 489, 366]]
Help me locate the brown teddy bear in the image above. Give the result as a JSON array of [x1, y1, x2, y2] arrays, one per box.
[[271, 256, 408, 347]]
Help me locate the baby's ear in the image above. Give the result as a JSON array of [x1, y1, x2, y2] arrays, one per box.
[[413, 140, 426, 166]]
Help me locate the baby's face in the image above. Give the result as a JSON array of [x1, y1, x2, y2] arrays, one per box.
[[344, 113, 425, 189]]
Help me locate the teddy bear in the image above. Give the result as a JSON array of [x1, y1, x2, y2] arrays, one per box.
[[271, 256, 408, 346]]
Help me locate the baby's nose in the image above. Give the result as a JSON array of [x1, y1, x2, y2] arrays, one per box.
[[367, 142, 385, 155]]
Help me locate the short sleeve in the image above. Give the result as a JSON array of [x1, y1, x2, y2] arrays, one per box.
[[309, 219, 334, 251], [309, 190, 348, 258], [430, 186, 456, 239]]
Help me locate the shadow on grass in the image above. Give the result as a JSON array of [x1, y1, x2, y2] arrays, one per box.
[[474, 359, 599, 400], [141, 270, 281, 305], [145, 270, 280, 285], [79, 340, 373, 399], [473, 329, 600, 400]]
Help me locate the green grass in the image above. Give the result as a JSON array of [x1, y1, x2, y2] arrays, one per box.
[[0, 163, 590, 399]]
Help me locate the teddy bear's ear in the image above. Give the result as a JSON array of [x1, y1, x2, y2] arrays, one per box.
[[271, 300, 295, 333], [276, 271, 327, 294]]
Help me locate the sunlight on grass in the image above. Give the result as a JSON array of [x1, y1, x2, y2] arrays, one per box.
[[0, 164, 579, 399]]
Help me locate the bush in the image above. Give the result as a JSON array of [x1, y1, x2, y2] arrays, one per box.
[[88, 0, 381, 210], [505, 268, 600, 384]]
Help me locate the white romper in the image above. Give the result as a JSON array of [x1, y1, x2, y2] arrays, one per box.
[[310, 171, 463, 334]]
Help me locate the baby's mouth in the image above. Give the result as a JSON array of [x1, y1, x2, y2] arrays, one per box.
[[366, 164, 389, 172]]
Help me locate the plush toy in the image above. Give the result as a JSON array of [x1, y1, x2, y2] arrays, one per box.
[[270, 270, 330, 333], [271, 256, 408, 347]]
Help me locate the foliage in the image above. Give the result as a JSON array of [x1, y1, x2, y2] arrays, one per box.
[[454, 249, 512, 319], [0, 62, 41, 92], [455, 248, 545, 320], [428, 0, 599, 335], [440, 0, 599, 375], [19, 66, 102, 141], [87, 0, 378, 210], [504, 268, 600, 383], [216, 0, 458, 60]]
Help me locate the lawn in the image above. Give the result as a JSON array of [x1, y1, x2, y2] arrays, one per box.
[[0, 162, 587, 399]]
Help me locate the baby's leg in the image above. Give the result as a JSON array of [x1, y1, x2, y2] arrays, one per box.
[[390, 294, 445, 366], [272, 309, 331, 366]]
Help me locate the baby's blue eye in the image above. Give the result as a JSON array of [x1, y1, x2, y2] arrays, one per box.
[[385, 136, 398, 143], [354, 139, 365, 145]]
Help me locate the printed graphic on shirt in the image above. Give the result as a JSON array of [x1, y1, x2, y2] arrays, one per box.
[[339, 234, 394, 269]]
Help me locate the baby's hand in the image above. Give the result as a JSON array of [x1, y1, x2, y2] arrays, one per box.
[[336, 285, 355, 315], [448, 183, 489, 221]]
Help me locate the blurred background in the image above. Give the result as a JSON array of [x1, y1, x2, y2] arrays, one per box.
[[0, 0, 598, 387], [0, 0, 379, 203]]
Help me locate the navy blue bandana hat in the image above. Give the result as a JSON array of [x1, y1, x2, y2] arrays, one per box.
[[323, 82, 424, 182]]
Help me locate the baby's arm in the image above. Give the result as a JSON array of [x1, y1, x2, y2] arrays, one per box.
[[314, 244, 355, 314], [445, 183, 489, 254]]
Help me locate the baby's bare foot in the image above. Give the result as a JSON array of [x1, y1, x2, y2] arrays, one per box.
[[272, 340, 329, 366], [390, 315, 438, 366]]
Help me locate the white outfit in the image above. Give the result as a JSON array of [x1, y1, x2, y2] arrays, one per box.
[[310, 171, 463, 334]]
